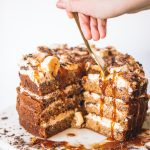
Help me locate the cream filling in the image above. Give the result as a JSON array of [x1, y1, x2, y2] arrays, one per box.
[[87, 73, 133, 93], [41, 110, 74, 128], [19, 69, 39, 86], [109, 65, 129, 74], [83, 91, 124, 104], [85, 103, 123, 116], [20, 83, 78, 100], [20, 86, 61, 100], [88, 74, 99, 82], [86, 113, 124, 132]]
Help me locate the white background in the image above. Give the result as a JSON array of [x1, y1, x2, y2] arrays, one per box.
[[0, 0, 150, 111]]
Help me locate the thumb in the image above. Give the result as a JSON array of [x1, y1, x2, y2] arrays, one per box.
[[56, 0, 98, 17]]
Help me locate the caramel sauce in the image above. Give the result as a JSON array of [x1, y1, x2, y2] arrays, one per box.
[[99, 77, 107, 118], [93, 129, 150, 150], [100, 71, 117, 139], [100, 72, 116, 138], [34, 70, 39, 81], [100, 97, 104, 118], [31, 138, 86, 150], [30, 129, 150, 149], [67, 133, 76, 137], [111, 71, 117, 139]]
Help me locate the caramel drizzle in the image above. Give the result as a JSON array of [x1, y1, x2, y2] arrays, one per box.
[[31, 138, 86, 150], [100, 71, 117, 139], [111, 71, 117, 139], [100, 96, 104, 118], [34, 70, 40, 82], [93, 129, 150, 149], [100, 78, 107, 118]]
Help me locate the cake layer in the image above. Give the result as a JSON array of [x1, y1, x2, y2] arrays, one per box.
[[83, 91, 128, 112], [40, 99, 77, 123], [86, 113, 127, 141], [85, 113, 145, 141], [40, 110, 74, 128], [17, 91, 77, 137], [17, 88, 80, 117], [19, 82, 82, 102], [39, 114, 74, 138], [19, 114, 74, 138], [85, 102, 128, 124], [82, 73, 147, 102], [19, 71, 84, 96], [84, 91, 148, 128]]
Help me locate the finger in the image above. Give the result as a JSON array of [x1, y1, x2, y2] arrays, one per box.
[[78, 13, 92, 40], [56, 0, 94, 15], [66, 11, 73, 18], [56, 0, 67, 9], [98, 19, 107, 39], [90, 17, 100, 41]]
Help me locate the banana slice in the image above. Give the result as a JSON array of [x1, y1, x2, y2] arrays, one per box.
[[41, 56, 60, 78]]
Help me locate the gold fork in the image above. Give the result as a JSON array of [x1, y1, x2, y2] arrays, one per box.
[[72, 12, 105, 77]]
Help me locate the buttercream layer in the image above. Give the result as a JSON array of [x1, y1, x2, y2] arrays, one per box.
[[85, 102, 128, 124], [84, 91, 148, 129], [83, 91, 128, 112], [40, 110, 75, 128]]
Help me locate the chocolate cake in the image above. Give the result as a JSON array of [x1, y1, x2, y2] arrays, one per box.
[[16, 44, 149, 141]]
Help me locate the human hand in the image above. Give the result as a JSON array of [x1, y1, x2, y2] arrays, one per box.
[[56, 0, 150, 41], [57, 0, 108, 41], [67, 12, 107, 41]]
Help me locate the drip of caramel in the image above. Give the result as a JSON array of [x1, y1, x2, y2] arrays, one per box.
[[99, 73, 107, 118], [100, 96, 104, 118], [30, 129, 150, 149], [99, 71, 117, 139], [93, 129, 150, 149], [31, 138, 86, 150], [34, 70, 39, 82], [111, 71, 117, 139]]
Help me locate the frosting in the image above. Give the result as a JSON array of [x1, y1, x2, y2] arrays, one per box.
[[86, 113, 124, 131]]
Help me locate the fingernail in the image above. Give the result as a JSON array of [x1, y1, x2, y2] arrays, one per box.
[[56, 0, 65, 8], [100, 34, 106, 39], [82, 28, 91, 40]]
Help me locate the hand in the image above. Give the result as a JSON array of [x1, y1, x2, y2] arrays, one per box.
[[56, 0, 150, 41], [67, 12, 107, 41], [57, 0, 108, 41]]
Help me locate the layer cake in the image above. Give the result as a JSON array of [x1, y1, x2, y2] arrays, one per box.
[[16, 44, 148, 141]]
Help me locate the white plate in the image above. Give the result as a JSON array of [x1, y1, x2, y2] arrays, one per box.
[[0, 106, 150, 150]]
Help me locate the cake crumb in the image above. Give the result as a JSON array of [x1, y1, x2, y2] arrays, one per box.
[[1, 116, 8, 120], [72, 111, 84, 128]]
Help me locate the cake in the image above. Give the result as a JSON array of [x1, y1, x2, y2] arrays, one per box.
[[16, 44, 148, 141]]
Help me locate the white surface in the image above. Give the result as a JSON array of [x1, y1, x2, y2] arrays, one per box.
[[0, 106, 149, 150], [0, 1, 150, 113], [0, 106, 107, 149]]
